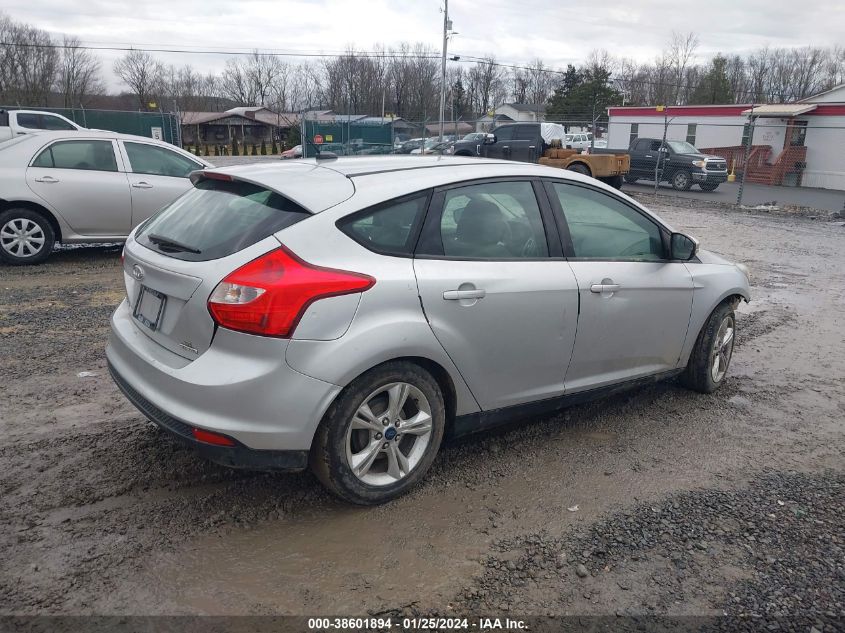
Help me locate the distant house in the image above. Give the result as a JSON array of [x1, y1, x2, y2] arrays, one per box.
[[180, 106, 299, 146], [606, 84, 845, 190], [475, 103, 546, 131]]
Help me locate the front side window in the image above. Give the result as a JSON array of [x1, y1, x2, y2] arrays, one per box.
[[32, 140, 118, 172], [124, 142, 201, 178], [552, 183, 664, 261], [424, 181, 548, 259], [338, 194, 428, 255], [494, 126, 514, 141]]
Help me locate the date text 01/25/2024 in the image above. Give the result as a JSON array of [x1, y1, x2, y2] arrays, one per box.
[[307, 617, 527, 630]]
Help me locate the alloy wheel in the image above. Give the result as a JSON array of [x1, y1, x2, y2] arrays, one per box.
[[345, 381, 433, 487], [710, 315, 735, 383], [0, 218, 46, 258]]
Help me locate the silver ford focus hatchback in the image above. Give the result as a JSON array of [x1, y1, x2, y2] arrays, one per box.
[[107, 156, 750, 504]]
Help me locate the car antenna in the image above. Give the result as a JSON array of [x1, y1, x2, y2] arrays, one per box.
[[303, 135, 337, 161]]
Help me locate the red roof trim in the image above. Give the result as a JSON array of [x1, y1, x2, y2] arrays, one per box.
[[813, 105, 845, 116], [608, 106, 750, 117], [608, 104, 845, 117]]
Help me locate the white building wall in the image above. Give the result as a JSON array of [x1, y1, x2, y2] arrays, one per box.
[[608, 116, 746, 150], [803, 115, 845, 189], [608, 115, 785, 153]]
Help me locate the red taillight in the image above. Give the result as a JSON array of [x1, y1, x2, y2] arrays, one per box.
[[191, 427, 236, 447], [207, 246, 375, 338]]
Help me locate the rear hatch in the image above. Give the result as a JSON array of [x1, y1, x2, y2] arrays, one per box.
[[122, 169, 353, 360]]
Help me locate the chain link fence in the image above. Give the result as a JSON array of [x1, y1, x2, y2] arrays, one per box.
[[293, 114, 845, 209], [1, 105, 182, 145]]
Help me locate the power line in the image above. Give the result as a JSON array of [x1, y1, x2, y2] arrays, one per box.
[[1, 40, 831, 102]]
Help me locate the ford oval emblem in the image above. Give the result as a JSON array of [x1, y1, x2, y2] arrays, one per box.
[[132, 264, 145, 280]]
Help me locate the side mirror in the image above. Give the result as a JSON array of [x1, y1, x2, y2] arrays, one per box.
[[484, 133, 496, 145], [670, 232, 698, 261], [659, 146, 669, 153]]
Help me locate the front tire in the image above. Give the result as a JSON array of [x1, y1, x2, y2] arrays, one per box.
[[671, 170, 692, 191], [680, 302, 736, 393], [623, 174, 639, 184], [310, 361, 446, 505], [0, 208, 55, 265]]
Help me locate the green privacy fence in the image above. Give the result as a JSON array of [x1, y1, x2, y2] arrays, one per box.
[[1, 106, 182, 146], [302, 118, 395, 157]]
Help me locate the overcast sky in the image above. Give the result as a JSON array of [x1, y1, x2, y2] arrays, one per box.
[[5, 0, 844, 89]]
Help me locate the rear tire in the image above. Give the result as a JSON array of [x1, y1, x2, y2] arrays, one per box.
[[623, 174, 638, 184], [679, 302, 736, 394], [310, 361, 446, 505], [699, 182, 719, 191], [0, 208, 55, 265], [600, 175, 623, 189], [567, 163, 591, 177], [671, 170, 693, 191]]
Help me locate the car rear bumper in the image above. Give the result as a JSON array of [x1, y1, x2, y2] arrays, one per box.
[[108, 361, 308, 471], [106, 299, 342, 455]]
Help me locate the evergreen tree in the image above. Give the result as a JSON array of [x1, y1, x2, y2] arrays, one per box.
[[260, 139, 267, 155], [271, 138, 278, 154], [690, 55, 733, 104], [231, 137, 239, 156]]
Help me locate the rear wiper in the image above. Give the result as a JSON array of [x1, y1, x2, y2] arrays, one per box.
[[147, 233, 202, 254]]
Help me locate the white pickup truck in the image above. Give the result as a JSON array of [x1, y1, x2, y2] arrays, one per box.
[[0, 109, 84, 141]]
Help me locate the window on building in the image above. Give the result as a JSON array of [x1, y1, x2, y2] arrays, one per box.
[[686, 124, 697, 145], [629, 123, 639, 146], [789, 121, 808, 147], [741, 123, 752, 147]]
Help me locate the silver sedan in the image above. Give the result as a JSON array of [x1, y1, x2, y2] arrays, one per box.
[[107, 156, 750, 504], [0, 131, 210, 264]]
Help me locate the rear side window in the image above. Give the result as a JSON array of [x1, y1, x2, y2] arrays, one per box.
[[338, 194, 429, 256], [41, 115, 77, 131], [124, 141, 201, 178], [16, 113, 41, 129], [32, 140, 118, 172], [136, 178, 309, 261]]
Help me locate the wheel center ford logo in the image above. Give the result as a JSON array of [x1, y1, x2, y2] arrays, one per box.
[[132, 264, 145, 280]]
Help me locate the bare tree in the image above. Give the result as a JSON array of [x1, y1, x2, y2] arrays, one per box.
[[113, 49, 166, 110], [57, 36, 104, 107], [667, 31, 699, 103], [0, 12, 59, 106]]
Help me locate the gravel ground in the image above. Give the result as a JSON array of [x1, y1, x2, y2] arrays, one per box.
[[0, 196, 843, 628]]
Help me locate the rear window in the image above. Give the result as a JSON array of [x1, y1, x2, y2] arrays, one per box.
[[136, 178, 309, 261]]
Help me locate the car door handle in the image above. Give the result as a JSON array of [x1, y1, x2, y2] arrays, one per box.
[[132, 181, 153, 189], [34, 176, 59, 183], [590, 283, 621, 293], [443, 289, 486, 300]]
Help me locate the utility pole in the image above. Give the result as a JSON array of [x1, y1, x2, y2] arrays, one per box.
[[438, 0, 449, 142], [737, 103, 756, 206]]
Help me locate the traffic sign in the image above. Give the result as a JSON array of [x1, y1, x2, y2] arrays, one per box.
[[314, 134, 324, 144]]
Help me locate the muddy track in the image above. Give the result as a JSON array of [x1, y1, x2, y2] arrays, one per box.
[[1, 205, 843, 619]]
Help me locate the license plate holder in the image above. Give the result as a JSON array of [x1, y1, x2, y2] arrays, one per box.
[[133, 286, 166, 331]]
